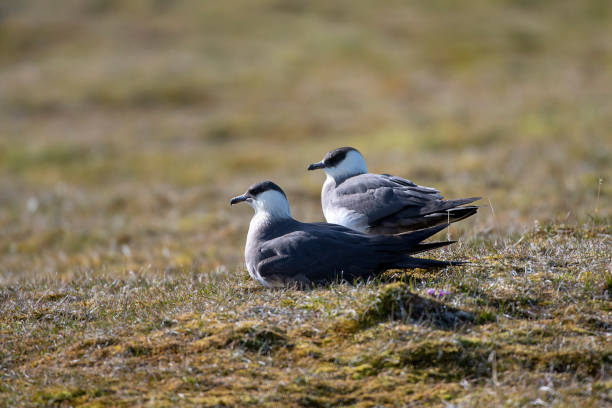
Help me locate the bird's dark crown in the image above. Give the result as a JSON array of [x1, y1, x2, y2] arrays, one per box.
[[323, 147, 360, 167], [247, 181, 287, 198]]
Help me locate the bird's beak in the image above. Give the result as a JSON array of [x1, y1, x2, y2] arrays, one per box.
[[230, 194, 249, 206], [307, 161, 325, 171]]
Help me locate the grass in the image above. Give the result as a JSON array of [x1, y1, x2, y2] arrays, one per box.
[[0, 0, 611, 406], [1, 221, 610, 406]]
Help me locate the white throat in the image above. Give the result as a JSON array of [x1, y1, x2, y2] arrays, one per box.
[[245, 190, 292, 285], [324, 150, 368, 183], [248, 190, 292, 220]]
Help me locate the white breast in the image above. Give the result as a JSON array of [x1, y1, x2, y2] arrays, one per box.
[[322, 205, 368, 232], [245, 260, 271, 287], [321, 178, 368, 232], [244, 214, 273, 287]]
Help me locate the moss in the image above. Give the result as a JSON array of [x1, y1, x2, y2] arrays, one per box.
[[476, 310, 497, 324], [349, 283, 474, 331], [240, 327, 287, 354], [393, 339, 494, 380], [124, 343, 153, 357], [75, 337, 119, 350], [351, 364, 378, 380], [294, 342, 322, 359], [34, 388, 87, 405], [535, 350, 612, 376], [193, 321, 290, 355], [603, 269, 612, 292], [297, 395, 327, 408]]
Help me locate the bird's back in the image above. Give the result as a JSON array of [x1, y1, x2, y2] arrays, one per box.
[[322, 172, 478, 234], [246, 217, 452, 285]]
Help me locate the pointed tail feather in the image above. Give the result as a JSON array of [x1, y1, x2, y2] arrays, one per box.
[[444, 197, 481, 207], [396, 223, 449, 246], [389, 206, 477, 232], [445, 205, 479, 219], [409, 241, 456, 255], [422, 206, 479, 225], [395, 256, 467, 269], [418, 197, 481, 215]]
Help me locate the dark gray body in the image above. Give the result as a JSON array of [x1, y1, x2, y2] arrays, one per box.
[[245, 216, 456, 287], [322, 173, 479, 234]]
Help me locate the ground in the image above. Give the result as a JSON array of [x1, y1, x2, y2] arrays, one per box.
[[0, 1, 611, 406]]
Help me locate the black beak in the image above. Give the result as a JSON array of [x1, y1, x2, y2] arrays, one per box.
[[307, 161, 325, 171], [230, 194, 249, 206]]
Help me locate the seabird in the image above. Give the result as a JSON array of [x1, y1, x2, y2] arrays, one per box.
[[230, 181, 462, 287], [308, 147, 480, 234]]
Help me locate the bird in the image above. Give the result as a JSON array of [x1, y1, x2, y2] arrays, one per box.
[[307, 147, 480, 234], [230, 181, 463, 287]]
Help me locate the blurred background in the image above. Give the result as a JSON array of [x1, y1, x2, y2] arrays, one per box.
[[0, 0, 610, 282]]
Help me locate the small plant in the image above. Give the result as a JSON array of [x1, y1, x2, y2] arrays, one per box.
[[426, 288, 452, 298]]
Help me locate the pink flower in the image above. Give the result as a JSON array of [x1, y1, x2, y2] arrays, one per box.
[[438, 289, 452, 298], [426, 288, 452, 297]]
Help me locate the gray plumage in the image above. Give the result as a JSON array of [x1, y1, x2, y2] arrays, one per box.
[[308, 147, 480, 234], [231, 181, 462, 287]]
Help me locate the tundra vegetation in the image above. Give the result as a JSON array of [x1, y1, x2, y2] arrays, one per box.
[[0, 0, 610, 406]]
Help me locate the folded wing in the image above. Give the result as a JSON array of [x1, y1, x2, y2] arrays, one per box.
[[333, 173, 479, 233], [256, 223, 455, 284]]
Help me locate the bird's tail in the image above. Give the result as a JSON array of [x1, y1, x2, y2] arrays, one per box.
[[373, 223, 452, 255], [396, 223, 449, 246], [410, 240, 456, 255], [394, 256, 467, 269], [443, 205, 479, 222], [384, 203, 479, 234], [389, 223, 466, 269], [443, 197, 481, 208]]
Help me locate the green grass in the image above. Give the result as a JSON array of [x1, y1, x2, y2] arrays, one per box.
[[1, 221, 610, 406], [0, 0, 610, 406]]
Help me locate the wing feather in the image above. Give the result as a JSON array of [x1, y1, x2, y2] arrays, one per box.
[[258, 228, 385, 282], [331, 173, 479, 230], [332, 174, 442, 224]]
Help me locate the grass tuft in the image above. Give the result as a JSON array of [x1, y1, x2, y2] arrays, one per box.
[[346, 282, 474, 331]]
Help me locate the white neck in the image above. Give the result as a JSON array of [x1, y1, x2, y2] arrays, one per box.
[[323, 150, 368, 182], [248, 190, 292, 220]]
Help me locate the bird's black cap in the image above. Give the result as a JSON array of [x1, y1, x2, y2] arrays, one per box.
[[308, 147, 360, 170], [246, 181, 287, 198], [231, 180, 287, 205]]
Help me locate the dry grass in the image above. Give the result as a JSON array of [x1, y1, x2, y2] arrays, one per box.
[[1, 221, 610, 406], [0, 0, 611, 406]]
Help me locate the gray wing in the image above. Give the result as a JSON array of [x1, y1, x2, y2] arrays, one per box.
[[332, 173, 446, 223], [256, 225, 391, 283], [381, 174, 440, 193]]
